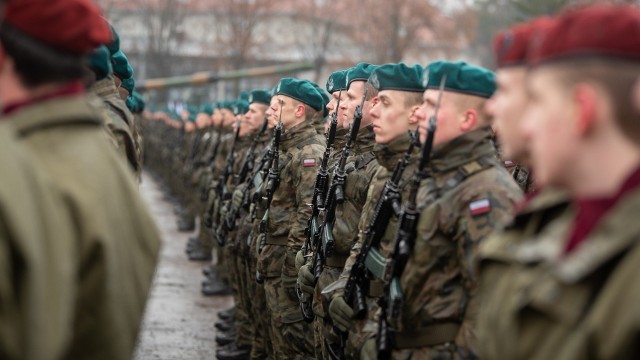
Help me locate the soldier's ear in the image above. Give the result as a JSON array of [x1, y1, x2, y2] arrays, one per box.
[[572, 82, 598, 137], [408, 104, 421, 125], [460, 108, 478, 132], [295, 104, 306, 119]]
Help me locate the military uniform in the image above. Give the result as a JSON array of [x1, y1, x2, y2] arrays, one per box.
[[385, 127, 522, 359], [7, 94, 161, 359], [0, 124, 76, 360], [257, 119, 325, 359]]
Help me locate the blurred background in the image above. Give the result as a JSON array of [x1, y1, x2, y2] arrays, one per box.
[[96, 0, 640, 109]]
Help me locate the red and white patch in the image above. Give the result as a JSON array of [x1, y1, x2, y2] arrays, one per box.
[[504, 160, 515, 167], [303, 159, 316, 167], [469, 199, 491, 216]]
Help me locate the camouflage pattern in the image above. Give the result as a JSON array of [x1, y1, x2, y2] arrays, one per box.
[[504, 161, 535, 194], [90, 76, 142, 180], [477, 184, 640, 360], [257, 120, 325, 359], [390, 127, 522, 359], [309, 125, 379, 359], [329, 131, 420, 358], [7, 95, 161, 359]]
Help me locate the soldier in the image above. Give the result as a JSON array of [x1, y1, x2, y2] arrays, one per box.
[[486, 18, 555, 194], [477, 5, 640, 359], [634, 76, 640, 114], [358, 61, 522, 359], [297, 65, 381, 359], [327, 63, 425, 358], [254, 78, 326, 359], [0, 1, 161, 358]]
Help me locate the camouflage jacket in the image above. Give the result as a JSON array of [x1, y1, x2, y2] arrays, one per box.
[[256, 120, 325, 279], [504, 160, 535, 194], [312, 125, 379, 316], [477, 180, 640, 360], [394, 127, 522, 355]]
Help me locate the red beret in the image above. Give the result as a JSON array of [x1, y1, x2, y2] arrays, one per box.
[[493, 17, 555, 68], [529, 4, 640, 65], [4, 0, 112, 54]]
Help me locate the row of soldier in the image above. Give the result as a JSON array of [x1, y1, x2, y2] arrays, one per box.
[[0, 1, 162, 360], [142, 3, 640, 360]]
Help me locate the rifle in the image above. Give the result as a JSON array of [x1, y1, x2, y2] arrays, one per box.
[[213, 120, 241, 246], [258, 104, 284, 242], [327, 129, 419, 360], [219, 116, 269, 236], [376, 75, 446, 359]]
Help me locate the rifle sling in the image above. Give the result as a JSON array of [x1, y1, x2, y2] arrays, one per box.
[[393, 322, 460, 349]]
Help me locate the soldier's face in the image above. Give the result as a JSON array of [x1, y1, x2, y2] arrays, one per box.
[[418, 90, 463, 146], [221, 109, 235, 127], [265, 98, 277, 129], [326, 90, 347, 129], [270, 95, 303, 130], [242, 103, 267, 136], [369, 90, 414, 145], [486, 68, 530, 163], [522, 68, 580, 188], [195, 113, 209, 128], [341, 81, 374, 129], [211, 109, 223, 126], [633, 77, 640, 114]]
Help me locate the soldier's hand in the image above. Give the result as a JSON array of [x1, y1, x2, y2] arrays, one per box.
[[231, 184, 247, 210], [295, 250, 306, 270], [360, 337, 377, 360], [298, 264, 314, 295], [328, 296, 354, 332]]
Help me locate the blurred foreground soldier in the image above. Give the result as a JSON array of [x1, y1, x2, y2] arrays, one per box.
[[0, 123, 76, 360], [0, 1, 161, 359], [360, 61, 522, 359], [257, 78, 325, 359], [477, 4, 640, 360], [486, 18, 554, 194], [634, 77, 640, 114]]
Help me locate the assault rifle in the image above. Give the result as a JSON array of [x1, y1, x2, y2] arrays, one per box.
[[376, 75, 446, 359], [328, 131, 419, 360]]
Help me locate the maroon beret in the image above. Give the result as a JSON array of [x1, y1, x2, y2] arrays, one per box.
[[529, 4, 640, 65], [4, 0, 112, 54], [493, 17, 555, 68]]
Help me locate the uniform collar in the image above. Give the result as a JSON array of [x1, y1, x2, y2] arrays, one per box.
[[89, 76, 120, 101], [280, 120, 318, 151], [7, 94, 102, 137], [2, 81, 85, 116], [373, 131, 417, 171], [429, 127, 497, 174]]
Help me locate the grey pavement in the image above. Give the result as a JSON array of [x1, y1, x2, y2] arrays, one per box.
[[134, 173, 233, 360]]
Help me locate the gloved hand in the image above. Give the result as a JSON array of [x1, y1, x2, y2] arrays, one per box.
[[328, 296, 354, 332], [219, 200, 229, 220], [360, 337, 378, 360], [298, 264, 315, 295], [295, 250, 306, 270], [231, 184, 246, 211]]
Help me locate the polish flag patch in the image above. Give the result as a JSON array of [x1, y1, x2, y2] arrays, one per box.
[[303, 159, 317, 167], [469, 199, 491, 216], [504, 160, 515, 167]]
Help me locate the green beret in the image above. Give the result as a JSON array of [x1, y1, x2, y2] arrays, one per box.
[[326, 70, 347, 93], [422, 61, 496, 99], [106, 25, 120, 55], [248, 89, 272, 105], [188, 112, 197, 122], [111, 50, 133, 79], [233, 100, 250, 115], [125, 96, 136, 113], [219, 100, 234, 111], [87, 46, 112, 81], [370, 63, 423, 93], [132, 91, 145, 113], [274, 78, 325, 111], [121, 77, 135, 94], [239, 91, 250, 102], [346, 62, 379, 88], [199, 104, 214, 115], [310, 82, 330, 117]]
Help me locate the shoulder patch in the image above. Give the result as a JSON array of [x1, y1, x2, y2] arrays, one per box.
[[303, 158, 316, 167], [469, 199, 491, 216]]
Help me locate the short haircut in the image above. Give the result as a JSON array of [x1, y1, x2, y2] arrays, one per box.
[[403, 91, 423, 108], [451, 92, 491, 126], [545, 58, 640, 144], [0, 23, 87, 88]]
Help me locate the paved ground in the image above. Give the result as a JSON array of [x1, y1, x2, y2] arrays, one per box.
[[134, 174, 233, 360]]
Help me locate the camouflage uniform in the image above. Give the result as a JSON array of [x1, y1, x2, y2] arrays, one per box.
[[504, 161, 535, 194], [385, 127, 522, 359], [257, 120, 325, 359], [330, 131, 419, 359], [309, 125, 379, 359]]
